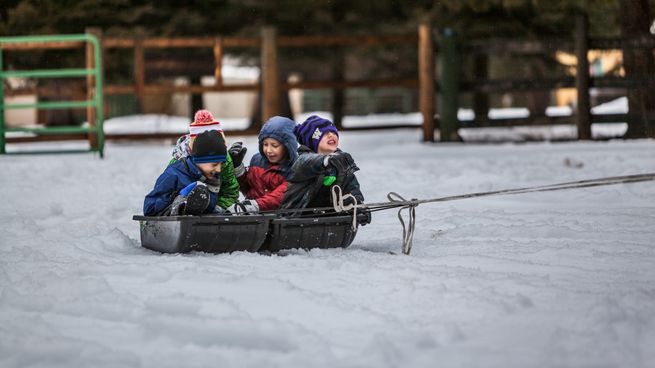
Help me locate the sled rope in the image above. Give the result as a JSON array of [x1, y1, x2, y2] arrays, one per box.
[[387, 192, 417, 255], [267, 172, 655, 217], [363, 172, 655, 210], [264, 172, 655, 255], [328, 172, 655, 255], [331, 185, 360, 231]]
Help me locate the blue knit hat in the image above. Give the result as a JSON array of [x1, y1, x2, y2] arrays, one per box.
[[293, 115, 339, 152], [191, 130, 227, 164]]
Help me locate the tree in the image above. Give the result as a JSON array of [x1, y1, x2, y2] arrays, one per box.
[[618, 0, 655, 138]]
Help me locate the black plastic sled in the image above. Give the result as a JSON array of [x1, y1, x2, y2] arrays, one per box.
[[132, 212, 370, 254]]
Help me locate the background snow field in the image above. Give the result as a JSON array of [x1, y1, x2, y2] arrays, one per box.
[[1, 129, 654, 367]]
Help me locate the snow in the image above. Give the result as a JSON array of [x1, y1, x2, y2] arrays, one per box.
[[2, 121, 655, 367]]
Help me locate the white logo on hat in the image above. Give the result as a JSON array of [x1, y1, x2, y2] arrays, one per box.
[[312, 127, 322, 140]]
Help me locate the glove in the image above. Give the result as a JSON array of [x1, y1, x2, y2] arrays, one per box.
[[184, 184, 211, 215], [168, 194, 187, 216], [180, 181, 204, 196], [326, 152, 358, 176], [225, 199, 259, 215], [228, 142, 248, 168]]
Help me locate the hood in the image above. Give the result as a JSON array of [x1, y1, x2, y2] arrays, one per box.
[[258, 116, 299, 165]]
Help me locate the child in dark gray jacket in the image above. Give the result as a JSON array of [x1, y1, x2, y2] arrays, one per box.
[[280, 115, 364, 214]]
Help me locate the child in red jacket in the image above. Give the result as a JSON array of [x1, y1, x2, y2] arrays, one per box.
[[227, 116, 298, 213]]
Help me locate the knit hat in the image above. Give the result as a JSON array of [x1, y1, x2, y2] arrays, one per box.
[[191, 130, 227, 164], [293, 115, 339, 152], [189, 109, 223, 137]]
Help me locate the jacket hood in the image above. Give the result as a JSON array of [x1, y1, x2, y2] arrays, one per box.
[[258, 116, 299, 165]]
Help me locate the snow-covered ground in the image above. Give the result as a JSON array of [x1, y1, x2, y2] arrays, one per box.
[[1, 128, 655, 368]]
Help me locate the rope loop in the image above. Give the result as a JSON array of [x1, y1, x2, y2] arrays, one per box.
[[387, 192, 418, 255], [331, 185, 359, 231]]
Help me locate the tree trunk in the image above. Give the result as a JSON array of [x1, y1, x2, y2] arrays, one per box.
[[190, 76, 204, 120], [619, 0, 655, 138], [249, 73, 293, 129], [331, 49, 345, 129], [473, 54, 489, 124]]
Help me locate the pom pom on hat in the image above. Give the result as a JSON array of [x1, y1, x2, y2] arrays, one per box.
[[191, 130, 227, 164], [189, 109, 223, 137], [194, 109, 214, 123]]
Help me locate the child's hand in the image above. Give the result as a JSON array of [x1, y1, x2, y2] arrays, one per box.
[[327, 152, 358, 175], [225, 199, 259, 215], [228, 142, 248, 167]]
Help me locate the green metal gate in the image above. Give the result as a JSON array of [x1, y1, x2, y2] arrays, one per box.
[[0, 34, 104, 157]]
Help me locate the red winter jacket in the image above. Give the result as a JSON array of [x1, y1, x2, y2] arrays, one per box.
[[238, 116, 299, 211], [238, 154, 291, 211]]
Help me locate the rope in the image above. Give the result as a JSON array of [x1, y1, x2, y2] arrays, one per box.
[[387, 192, 418, 255], [261, 172, 655, 218], [326, 172, 655, 255], [331, 185, 359, 231], [361, 172, 655, 210], [257, 172, 655, 255]]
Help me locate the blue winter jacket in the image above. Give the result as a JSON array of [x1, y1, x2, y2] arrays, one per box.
[[143, 158, 219, 216]]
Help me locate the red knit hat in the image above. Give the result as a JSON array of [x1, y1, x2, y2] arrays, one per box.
[[189, 110, 223, 137]]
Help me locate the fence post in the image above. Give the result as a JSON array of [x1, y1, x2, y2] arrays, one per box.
[[438, 28, 460, 142], [418, 22, 435, 142], [134, 37, 145, 113], [214, 36, 223, 87], [575, 13, 592, 140], [85, 28, 101, 150], [261, 27, 279, 124], [473, 54, 489, 125]]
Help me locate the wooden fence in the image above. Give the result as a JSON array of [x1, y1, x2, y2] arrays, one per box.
[[2, 16, 654, 144], [435, 14, 655, 141]]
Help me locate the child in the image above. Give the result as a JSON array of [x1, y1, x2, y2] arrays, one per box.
[[169, 109, 239, 210], [280, 115, 364, 213], [144, 130, 232, 216], [226, 116, 298, 214]]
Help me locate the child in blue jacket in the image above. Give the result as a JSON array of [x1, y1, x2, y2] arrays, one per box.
[[144, 130, 232, 216]]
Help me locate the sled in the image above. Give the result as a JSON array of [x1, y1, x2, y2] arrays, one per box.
[[263, 214, 368, 252], [132, 212, 370, 254], [132, 214, 273, 253]]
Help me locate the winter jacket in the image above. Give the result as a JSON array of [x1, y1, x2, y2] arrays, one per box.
[[144, 158, 220, 216], [280, 146, 364, 213], [237, 116, 299, 211], [169, 134, 239, 209]]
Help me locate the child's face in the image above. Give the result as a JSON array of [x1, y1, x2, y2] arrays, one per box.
[[262, 138, 287, 164], [196, 162, 223, 180], [317, 132, 339, 154]]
